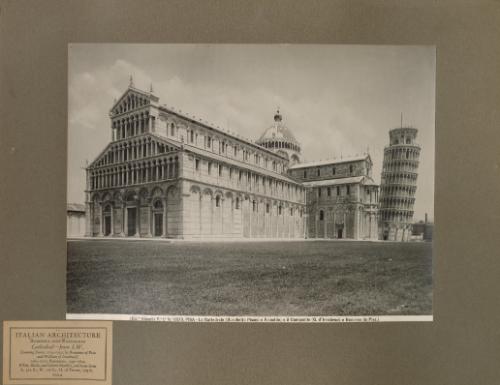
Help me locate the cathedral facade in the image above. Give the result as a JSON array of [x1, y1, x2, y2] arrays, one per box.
[[84, 82, 379, 240]]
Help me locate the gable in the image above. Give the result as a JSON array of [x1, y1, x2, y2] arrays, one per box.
[[109, 87, 158, 116], [88, 133, 182, 169]]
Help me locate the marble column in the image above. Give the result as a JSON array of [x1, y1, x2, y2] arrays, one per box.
[[110, 205, 114, 236], [135, 202, 140, 237], [162, 198, 168, 238], [324, 210, 327, 239], [147, 205, 152, 237]]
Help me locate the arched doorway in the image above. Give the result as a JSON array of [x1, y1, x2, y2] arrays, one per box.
[[337, 228, 343, 239], [125, 191, 138, 236], [152, 200, 164, 237], [103, 204, 112, 236]]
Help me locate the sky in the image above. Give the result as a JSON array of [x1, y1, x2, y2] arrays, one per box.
[[68, 44, 435, 221]]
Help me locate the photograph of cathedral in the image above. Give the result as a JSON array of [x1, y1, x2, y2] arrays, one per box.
[[67, 44, 434, 320], [84, 79, 381, 241]]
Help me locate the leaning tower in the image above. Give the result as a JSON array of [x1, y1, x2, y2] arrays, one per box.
[[379, 126, 421, 241]]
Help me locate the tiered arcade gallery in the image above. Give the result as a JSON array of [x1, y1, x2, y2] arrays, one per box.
[[85, 83, 306, 239], [84, 82, 385, 240], [378, 127, 421, 241]]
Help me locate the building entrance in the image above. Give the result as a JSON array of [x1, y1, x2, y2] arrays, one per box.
[[127, 208, 137, 236], [337, 228, 343, 239], [104, 216, 111, 236], [154, 213, 163, 236]]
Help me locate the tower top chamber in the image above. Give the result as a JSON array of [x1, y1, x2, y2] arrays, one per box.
[[388, 127, 419, 146]]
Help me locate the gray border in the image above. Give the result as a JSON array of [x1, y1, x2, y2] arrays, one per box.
[[2, 1, 500, 384]]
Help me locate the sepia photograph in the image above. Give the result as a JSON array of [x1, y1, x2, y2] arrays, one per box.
[[66, 44, 435, 321]]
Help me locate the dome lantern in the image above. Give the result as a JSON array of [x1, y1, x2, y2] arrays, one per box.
[[274, 108, 282, 122]]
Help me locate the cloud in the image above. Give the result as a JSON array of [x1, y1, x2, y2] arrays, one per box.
[[67, 45, 435, 221]]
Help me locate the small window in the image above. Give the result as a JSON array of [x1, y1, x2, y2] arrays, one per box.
[[290, 208, 293, 216], [207, 137, 212, 148], [215, 196, 221, 207], [346, 185, 350, 195], [303, 170, 307, 178], [317, 168, 320, 176], [190, 130, 194, 143], [349, 165, 353, 174], [208, 162, 212, 174], [337, 186, 340, 195], [327, 187, 331, 196], [319, 210, 324, 221], [278, 206, 282, 215], [406, 137, 411, 144], [266, 203, 270, 214], [252, 200, 257, 212], [318, 188, 322, 197], [235, 197, 240, 209], [219, 164, 222, 176], [195, 159, 200, 171], [332, 167, 336, 175]]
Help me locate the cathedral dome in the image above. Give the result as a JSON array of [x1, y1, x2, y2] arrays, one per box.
[[257, 110, 300, 145], [256, 109, 301, 165]]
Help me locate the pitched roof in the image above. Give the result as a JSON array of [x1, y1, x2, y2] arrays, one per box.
[[109, 86, 158, 113], [157, 105, 288, 160], [302, 175, 378, 187], [289, 154, 371, 170], [88, 133, 182, 169], [110, 86, 278, 158]]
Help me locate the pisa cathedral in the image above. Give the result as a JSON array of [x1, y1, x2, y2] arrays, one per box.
[[84, 81, 382, 240]]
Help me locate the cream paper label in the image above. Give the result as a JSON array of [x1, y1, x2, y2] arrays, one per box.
[[3, 321, 112, 385]]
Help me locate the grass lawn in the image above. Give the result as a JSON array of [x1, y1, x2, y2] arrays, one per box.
[[67, 240, 432, 316]]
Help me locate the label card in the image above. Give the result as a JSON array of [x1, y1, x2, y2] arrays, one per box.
[[3, 321, 112, 385]]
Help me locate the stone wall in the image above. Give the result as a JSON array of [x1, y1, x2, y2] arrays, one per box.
[[67, 212, 86, 237], [289, 159, 370, 181], [181, 180, 305, 239]]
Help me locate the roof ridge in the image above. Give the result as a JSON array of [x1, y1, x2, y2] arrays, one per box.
[[157, 104, 288, 160], [289, 154, 370, 169]]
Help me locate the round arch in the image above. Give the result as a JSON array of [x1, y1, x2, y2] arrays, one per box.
[[201, 187, 213, 197], [151, 186, 164, 198], [190, 185, 201, 194]]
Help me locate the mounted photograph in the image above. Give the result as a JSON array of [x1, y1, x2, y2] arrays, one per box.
[[66, 44, 435, 321]]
